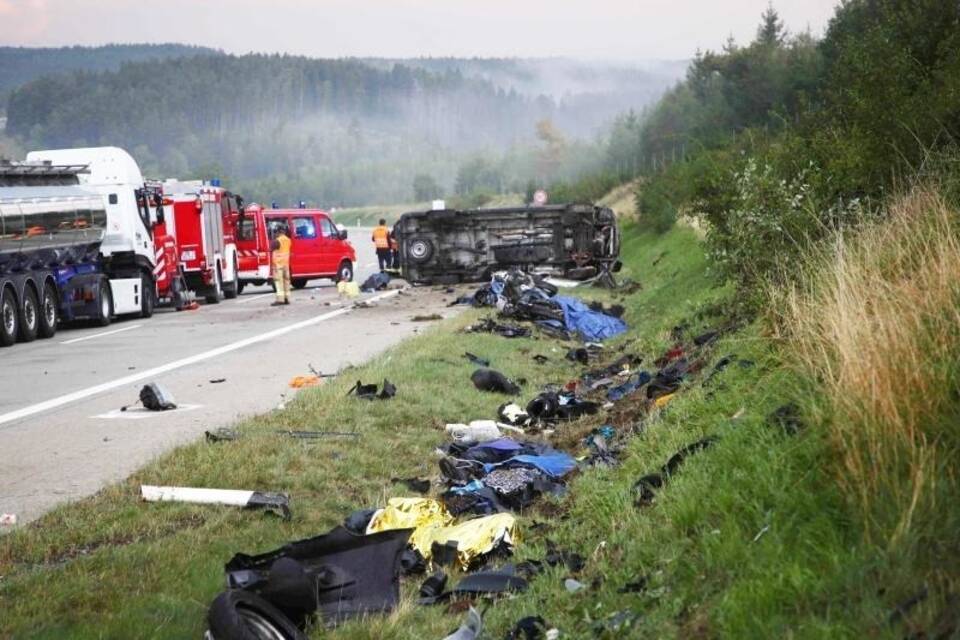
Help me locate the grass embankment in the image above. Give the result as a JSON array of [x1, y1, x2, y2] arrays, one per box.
[[1, 194, 958, 638]]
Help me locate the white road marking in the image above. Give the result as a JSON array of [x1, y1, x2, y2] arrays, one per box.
[[235, 292, 273, 304], [60, 324, 142, 345], [0, 290, 401, 428], [93, 404, 203, 420]]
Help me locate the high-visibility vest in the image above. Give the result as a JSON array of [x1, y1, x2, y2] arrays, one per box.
[[372, 225, 390, 249], [273, 235, 292, 268]]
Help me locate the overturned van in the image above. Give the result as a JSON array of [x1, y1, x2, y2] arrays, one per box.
[[395, 204, 620, 285]]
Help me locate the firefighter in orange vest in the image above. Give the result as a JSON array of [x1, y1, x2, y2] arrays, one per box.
[[271, 225, 293, 306], [372, 218, 391, 271]]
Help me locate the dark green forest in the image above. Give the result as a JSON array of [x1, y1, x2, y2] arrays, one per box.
[[0, 43, 218, 102], [2, 49, 682, 207]]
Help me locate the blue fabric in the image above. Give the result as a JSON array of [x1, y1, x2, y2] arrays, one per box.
[[449, 480, 485, 495], [553, 296, 628, 342], [483, 451, 577, 478], [607, 371, 652, 401]]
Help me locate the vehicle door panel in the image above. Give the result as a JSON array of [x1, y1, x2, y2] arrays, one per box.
[[291, 215, 320, 276]]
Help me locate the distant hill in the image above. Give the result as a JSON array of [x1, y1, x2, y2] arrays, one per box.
[[0, 44, 220, 102], [362, 57, 688, 137]]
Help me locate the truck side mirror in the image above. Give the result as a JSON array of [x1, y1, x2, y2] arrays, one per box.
[[339, 229, 348, 240]]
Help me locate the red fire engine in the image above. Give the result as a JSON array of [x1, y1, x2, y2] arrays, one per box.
[[232, 204, 355, 291], [157, 180, 241, 304]]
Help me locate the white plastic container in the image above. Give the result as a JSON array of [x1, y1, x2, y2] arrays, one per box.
[[445, 420, 502, 444]]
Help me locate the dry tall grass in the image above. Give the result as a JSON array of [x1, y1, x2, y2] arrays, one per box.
[[779, 188, 960, 547]]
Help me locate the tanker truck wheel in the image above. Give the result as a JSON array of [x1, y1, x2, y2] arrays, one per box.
[[38, 281, 59, 339], [95, 280, 113, 327], [0, 286, 18, 347], [18, 285, 39, 343]]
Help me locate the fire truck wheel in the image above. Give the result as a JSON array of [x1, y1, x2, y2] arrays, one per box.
[[237, 281, 246, 295], [335, 260, 354, 283], [38, 280, 58, 339], [95, 279, 113, 327], [223, 259, 239, 299], [0, 286, 19, 347], [140, 273, 155, 319], [18, 285, 39, 343], [205, 267, 223, 304]]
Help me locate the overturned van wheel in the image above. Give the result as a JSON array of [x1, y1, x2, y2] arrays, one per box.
[[206, 590, 306, 640], [0, 286, 19, 347], [406, 237, 434, 264], [38, 280, 58, 339]]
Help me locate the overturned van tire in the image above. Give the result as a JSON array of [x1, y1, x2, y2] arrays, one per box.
[[406, 237, 434, 264], [206, 589, 306, 640]]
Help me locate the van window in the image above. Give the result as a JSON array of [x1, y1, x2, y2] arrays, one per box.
[[293, 216, 317, 239], [320, 218, 338, 238], [266, 218, 288, 239]]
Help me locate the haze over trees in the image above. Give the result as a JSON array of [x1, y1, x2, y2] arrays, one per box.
[[1, 50, 683, 207]]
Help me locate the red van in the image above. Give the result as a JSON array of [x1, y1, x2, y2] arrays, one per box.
[[233, 204, 355, 292]]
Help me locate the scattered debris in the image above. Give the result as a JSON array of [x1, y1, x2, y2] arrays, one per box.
[[0, 513, 16, 527], [769, 403, 803, 435], [348, 379, 396, 400], [412, 314, 443, 322], [441, 606, 483, 640], [277, 430, 360, 439], [505, 616, 550, 640], [136, 382, 177, 412], [214, 525, 413, 630], [140, 485, 291, 519], [634, 436, 719, 507], [289, 375, 322, 388], [564, 578, 585, 593], [471, 369, 522, 395], [446, 420, 503, 444], [209, 378, 226, 384], [338, 280, 361, 298], [205, 428, 239, 442], [464, 352, 491, 367], [391, 477, 432, 493]]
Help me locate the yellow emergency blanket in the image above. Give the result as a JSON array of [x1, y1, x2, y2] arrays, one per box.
[[365, 498, 519, 569], [366, 498, 453, 555], [424, 513, 519, 569], [654, 393, 676, 408]]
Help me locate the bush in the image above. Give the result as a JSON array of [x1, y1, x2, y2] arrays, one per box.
[[779, 187, 960, 551]]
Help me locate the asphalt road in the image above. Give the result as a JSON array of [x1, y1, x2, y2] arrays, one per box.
[[0, 230, 456, 525]]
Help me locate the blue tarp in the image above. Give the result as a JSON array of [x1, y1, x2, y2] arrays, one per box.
[[553, 296, 628, 342], [483, 451, 578, 478]]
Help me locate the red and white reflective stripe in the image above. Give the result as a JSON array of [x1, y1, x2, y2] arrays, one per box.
[[155, 247, 164, 261], [153, 258, 166, 276]]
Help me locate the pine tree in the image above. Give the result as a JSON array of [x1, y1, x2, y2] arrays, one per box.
[[756, 3, 786, 47]]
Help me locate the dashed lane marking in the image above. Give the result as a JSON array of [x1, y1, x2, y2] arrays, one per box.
[[0, 290, 401, 429], [60, 324, 142, 345]]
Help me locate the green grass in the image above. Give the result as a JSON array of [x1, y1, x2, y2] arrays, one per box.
[[0, 222, 949, 638]]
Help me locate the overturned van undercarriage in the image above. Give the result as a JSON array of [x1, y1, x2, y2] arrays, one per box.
[[395, 204, 620, 285]]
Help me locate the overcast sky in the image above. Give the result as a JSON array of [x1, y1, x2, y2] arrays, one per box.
[[0, 0, 839, 60]]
